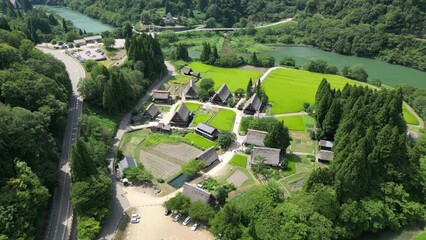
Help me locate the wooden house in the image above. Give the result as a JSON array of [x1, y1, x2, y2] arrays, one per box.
[[243, 93, 262, 115], [170, 103, 193, 127], [211, 84, 231, 105]]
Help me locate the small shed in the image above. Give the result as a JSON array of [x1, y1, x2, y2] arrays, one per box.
[[131, 115, 143, 125], [144, 103, 160, 119], [152, 90, 171, 104], [73, 39, 86, 46], [182, 79, 199, 99], [195, 123, 219, 140], [170, 103, 193, 127], [196, 147, 219, 167], [318, 140, 334, 151], [212, 83, 231, 105], [317, 150, 334, 163], [243, 129, 268, 147], [250, 147, 281, 167], [149, 122, 171, 133], [182, 66, 192, 75], [117, 156, 137, 179], [182, 183, 212, 204], [243, 93, 262, 115]]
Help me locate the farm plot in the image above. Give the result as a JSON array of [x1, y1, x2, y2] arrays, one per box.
[[227, 170, 248, 187], [403, 105, 420, 125], [184, 102, 202, 112], [276, 115, 306, 131], [184, 133, 217, 149], [263, 68, 367, 114], [209, 109, 236, 131], [189, 62, 262, 92]]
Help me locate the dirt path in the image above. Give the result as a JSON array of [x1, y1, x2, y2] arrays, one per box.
[[272, 111, 308, 117], [403, 101, 424, 128]]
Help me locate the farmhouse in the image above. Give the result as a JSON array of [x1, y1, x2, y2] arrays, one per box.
[[212, 84, 231, 105], [151, 90, 171, 104], [243, 129, 267, 147], [144, 103, 160, 120], [149, 122, 171, 133], [243, 93, 262, 115], [250, 147, 282, 167], [131, 115, 143, 125], [196, 147, 219, 167], [163, 12, 178, 23], [170, 103, 193, 127], [117, 156, 137, 179], [182, 66, 201, 78], [195, 123, 219, 140], [317, 150, 334, 163], [182, 183, 212, 204], [84, 35, 103, 44], [318, 140, 333, 151], [182, 79, 199, 99]]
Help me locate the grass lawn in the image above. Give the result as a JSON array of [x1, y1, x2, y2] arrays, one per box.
[[413, 230, 426, 240], [284, 156, 297, 176], [209, 108, 236, 131], [230, 154, 248, 168], [189, 62, 262, 92], [183, 132, 217, 149], [276, 115, 306, 131], [192, 113, 213, 126], [403, 106, 420, 125], [169, 74, 193, 85], [263, 68, 367, 114], [184, 102, 201, 112]]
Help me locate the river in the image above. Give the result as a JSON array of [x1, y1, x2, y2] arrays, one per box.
[[190, 46, 426, 89], [36, 5, 114, 33]]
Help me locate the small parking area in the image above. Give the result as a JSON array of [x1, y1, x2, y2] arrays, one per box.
[[69, 48, 106, 62], [125, 205, 213, 240]]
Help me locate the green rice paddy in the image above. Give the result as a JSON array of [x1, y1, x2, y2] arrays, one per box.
[[209, 108, 236, 131]]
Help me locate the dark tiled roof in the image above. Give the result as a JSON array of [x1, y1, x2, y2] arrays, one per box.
[[251, 147, 281, 166], [317, 150, 334, 161], [144, 103, 160, 118], [152, 90, 170, 100], [183, 79, 199, 96], [244, 129, 267, 147], [182, 183, 212, 204], [191, 71, 200, 77], [243, 93, 262, 112], [117, 156, 137, 177], [182, 66, 192, 75], [173, 103, 192, 122], [196, 147, 219, 167], [318, 140, 334, 148], [196, 123, 217, 135], [213, 84, 231, 102]]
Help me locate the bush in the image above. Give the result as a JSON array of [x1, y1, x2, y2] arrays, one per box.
[[157, 178, 165, 183], [304, 59, 328, 73], [280, 56, 296, 67], [214, 54, 244, 67], [51, 39, 57, 45], [200, 78, 214, 90], [218, 131, 235, 149]]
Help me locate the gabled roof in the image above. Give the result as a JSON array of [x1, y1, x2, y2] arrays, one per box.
[[191, 71, 200, 77], [84, 35, 102, 41], [173, 103, 192, 122], [196, 147, 219, 167], [317, 150, 334, 161], [182, 183, 212, 204], [318, 140, 334, 148], [243, 93, 262, 112], [117, 156, 137, 177], [244, 129, 267, 147], [196, 123, 217, 135], [152, 90, 170, 100], [213, 84, 231, 102], [144, 103, 160, 118], [182, 66, 192, 75], [183, 79, 199, 95], [251, 147, 281, 166]]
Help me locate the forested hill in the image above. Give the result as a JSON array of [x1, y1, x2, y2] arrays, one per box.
[[0, 3, 73, 239]]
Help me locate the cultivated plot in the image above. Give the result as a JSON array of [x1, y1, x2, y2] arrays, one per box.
[[209, 109, 236, 131]]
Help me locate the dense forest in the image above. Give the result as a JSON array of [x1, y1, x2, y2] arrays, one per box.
[[209, 81, 426, 239], [0, 2, 73, 239]]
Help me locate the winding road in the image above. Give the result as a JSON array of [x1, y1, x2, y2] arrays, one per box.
[[37, 47, 85, 240]]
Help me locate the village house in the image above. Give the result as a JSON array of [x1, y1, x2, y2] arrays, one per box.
[[211, 83, 232, 105], [182, 66, 201, 78], [317, 150, 334, 163], [195, 147, 219, 167], [144, 103, 160, 120], [170, 103, 193, 127], [243, 129, 268, 147], [195, 123, 219, 140], [117, 156, 137, 179], [318, 140, 333, 151], [163, 12, 178, 23], [84, 35, 103, 44], [182, 79, 199, 99], [250, 147, 282, 167], [151, 90, 171, 104], [243, 93, 262, 115], [149, 122, 171, 134], [182, 183, 213, 204], [130, 115, 143, 125]]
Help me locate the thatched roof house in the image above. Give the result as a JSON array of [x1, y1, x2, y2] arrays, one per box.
[[243, 93, 262, 115], [182, 183, 212, 204], [317, 150, 334, 163], [195, 123, 219, 140], [144, 103, 160, 119], [151, 90, 170, 104], [170, 103, 193, 127], [243, 129, 268, 147], [318, 140, 333, 151], [250, 147, 281, 167], [212, 84, 231, 104], [196, 147, 219, 167], [182, 79, 199, 99]]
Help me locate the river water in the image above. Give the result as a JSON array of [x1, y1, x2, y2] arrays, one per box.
[[190, 46, 426, 88], [36, 5, 114, 33]]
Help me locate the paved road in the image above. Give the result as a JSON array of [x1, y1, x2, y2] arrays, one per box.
[[37, 47, 86, 240]]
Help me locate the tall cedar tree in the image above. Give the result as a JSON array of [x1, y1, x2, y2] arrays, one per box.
[[200, 42, 211, 63], [263, 120, 290, 152], [70, 138, 97, 182], [246, 78, 253, 99]]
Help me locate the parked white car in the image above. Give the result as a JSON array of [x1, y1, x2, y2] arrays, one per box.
[[183, 216, 191, 226], [191, 222, 199, 231]]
